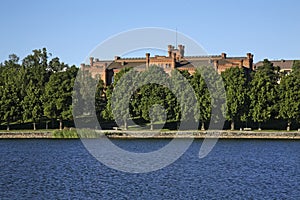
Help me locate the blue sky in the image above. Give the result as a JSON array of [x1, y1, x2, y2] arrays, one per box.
[[1, 0, 300, 65]]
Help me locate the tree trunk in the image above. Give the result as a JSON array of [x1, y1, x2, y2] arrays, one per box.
[[6, 119, 10, 131], [201, 122, 205, 131], [258, 123, 261, 131], [46, 122, 48, 130], [51, 118, 54, 129], [150, 121, 153, 131], [124, 119, 127, 130], [33, 122, 36, 131], [6, 121, 9, 131], [231, 120, 235, 131], [287, 121, 291, 131], [59, 119, 63, 130]]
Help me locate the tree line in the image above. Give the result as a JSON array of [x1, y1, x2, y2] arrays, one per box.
[[102, 59, 300, 131], [0, 48, 299, 131], [0, 48, 78, 130]]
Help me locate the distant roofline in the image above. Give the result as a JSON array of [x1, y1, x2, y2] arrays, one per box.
[[184, 55, 219, 58], [93, 54, 251, 61], [117, 57, 146, 60], [254, 59, 297, 65], [94, 59, 113, 62]]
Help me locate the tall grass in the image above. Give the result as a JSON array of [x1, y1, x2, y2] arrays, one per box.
[[53, 129, 104, 138], [53, 129, 79, 138]]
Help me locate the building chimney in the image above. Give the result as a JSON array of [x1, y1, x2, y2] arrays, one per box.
[[246, 53, 254, 70], [178, 44, 185, 58], [221, 53, 227, 59], [247, 53, 253, 59], [90, 57, 94, 66], [213, 60, 219, 71], [102, 68, 107, 86], [171, 52, 176, 68], [167, 45, 173, 57], [240, 59, 243, 67], [80, 63, 86, 68], [146, 53, 150, 68]]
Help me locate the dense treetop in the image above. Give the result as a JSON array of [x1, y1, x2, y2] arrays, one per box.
[[0, 49, 299, 130]]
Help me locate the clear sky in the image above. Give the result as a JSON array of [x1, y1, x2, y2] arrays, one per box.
[[1, 0, 300, 65]]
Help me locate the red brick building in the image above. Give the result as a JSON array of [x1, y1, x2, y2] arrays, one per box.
[[81, 44, 254, 85]]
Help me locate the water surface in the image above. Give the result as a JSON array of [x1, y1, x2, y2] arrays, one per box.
[[0, 139, 299, 199]]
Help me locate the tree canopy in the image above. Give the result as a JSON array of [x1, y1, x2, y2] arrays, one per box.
[[0, 49, 299, 131]]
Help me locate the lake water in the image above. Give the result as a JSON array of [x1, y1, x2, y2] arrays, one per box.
[[0, 139, 299, 199]]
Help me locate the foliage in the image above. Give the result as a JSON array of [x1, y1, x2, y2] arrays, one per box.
[[190, 68, 211, 130], [249, 59, 278, 130], [0, 55, 22, 130], [44, 65, 78, 130], [53, 129, 78, 138], [102, 67, 136, 129], [278, 70, 300, 130], [0, 49, 299, 131], [222, 67, 248, 130]]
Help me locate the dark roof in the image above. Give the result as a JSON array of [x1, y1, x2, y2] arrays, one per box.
[[185, 55, 219, 59], [255, 60, 294, 70], [176, 59, 214, 69], [228, 57, 247, 60], [107, 61, 145, 70], [217, 59, 231, 65]]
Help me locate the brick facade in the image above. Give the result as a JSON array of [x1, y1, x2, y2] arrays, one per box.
[[81, 44, 254, 85]]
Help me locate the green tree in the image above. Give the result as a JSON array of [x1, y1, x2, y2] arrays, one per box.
[[278, 70, 300, 130], [21, 48, 51, 129], [250, 59, 278, 130], [139, 66, 171, 130], [48, 57, 67, 72], [22, 81, 43, 130], [149, 104, 166, 130], [292, 60, 300, 72], [192, 66, 226, 130], [0, 69, 20, 130], [44, 66, 78, 130], [101, 85, 114, 120], [95, 79, 106, 120], [170, 69, 197, 126], [222, 67, 248, 130], [102, 67, 133, 122], [102, 67, 137, 130], [0, 55, 22, 130], [139, 83, 167, 130], [190, 68, 211, 130], [73, 70, 97, 117]]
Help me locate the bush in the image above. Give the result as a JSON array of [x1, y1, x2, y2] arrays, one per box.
[[53, 130, 79, 138]]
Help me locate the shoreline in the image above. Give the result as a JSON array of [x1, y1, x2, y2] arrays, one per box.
[[0, 130, 299, 139], [105, 130, 300, 139], [0, 131, 53, 139]]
